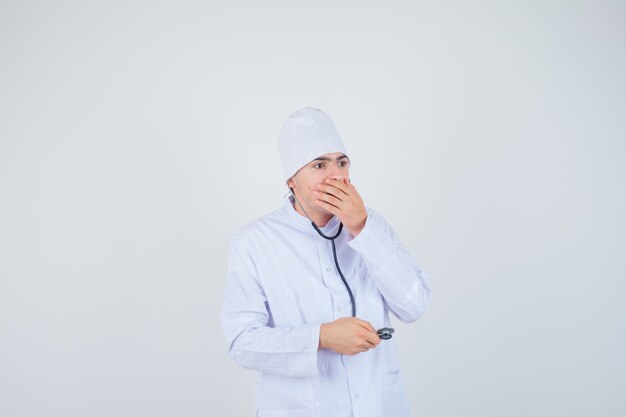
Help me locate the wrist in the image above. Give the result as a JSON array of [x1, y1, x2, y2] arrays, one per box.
[[348, 215, 367, 237]]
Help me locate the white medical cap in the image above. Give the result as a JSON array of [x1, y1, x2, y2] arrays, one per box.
[[277, 107, 349, 184]]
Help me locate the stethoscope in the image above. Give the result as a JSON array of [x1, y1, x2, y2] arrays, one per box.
[[289, 187, 395, 341]]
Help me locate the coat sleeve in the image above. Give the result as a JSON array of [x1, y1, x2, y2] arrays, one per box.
[[346, 207, 432, 323], [219, 234, 329, 377]]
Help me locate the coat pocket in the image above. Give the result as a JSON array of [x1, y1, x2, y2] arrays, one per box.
[[383, 369, 400, 387], [269, 388, 316, 410], [383, 369, 412, 416]]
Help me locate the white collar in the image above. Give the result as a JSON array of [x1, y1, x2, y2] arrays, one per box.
[[281, 196, 341, 235]]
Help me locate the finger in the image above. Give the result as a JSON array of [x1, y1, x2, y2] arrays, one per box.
[[363, 331, 381, 346], [336, 177, 357, 192], [314, 190, 343, 207], [315, 199, 340, 214], [316, 183, 347, 199], [353, 318, 377, 334], [358, 345, 371, 353], [324, 178, 351, 195], [354, 347, 368, 355]]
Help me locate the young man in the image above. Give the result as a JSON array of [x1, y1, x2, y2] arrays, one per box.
[[220, 107, 432, 417]]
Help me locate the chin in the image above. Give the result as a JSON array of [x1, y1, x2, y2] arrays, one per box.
[[308, 202, 327, 214], [317, 206, 333, 215]]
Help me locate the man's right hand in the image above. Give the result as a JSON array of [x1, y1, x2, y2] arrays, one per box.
[[318, 317, 381, 355]]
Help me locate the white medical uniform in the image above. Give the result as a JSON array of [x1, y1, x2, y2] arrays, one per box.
[[220, 196, 432, 417]]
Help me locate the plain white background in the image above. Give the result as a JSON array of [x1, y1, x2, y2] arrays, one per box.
[[1, 1, 625, 416]]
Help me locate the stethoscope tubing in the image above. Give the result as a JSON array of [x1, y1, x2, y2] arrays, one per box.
[[289, 188, 394, 340], [311, 222, 357, 317]]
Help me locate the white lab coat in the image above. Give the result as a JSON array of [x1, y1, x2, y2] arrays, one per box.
[[220, 197, 432, 417]]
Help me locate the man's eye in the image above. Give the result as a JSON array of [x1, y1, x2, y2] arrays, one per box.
[[313, 163, 324, 169], [339, 161, 348, 167]]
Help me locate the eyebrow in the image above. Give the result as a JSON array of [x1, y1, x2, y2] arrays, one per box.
[[312, 154, 349, 162]]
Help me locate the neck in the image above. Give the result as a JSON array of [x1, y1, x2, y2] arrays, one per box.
[[291, 197, 333, 227]]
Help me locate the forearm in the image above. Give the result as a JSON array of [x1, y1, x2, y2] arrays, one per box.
[[367, 249, 432, 322], [347, 209, 432, 322], [224, 320, 327, 377]]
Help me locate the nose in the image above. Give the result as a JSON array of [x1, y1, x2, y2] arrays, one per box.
[[326, 173, 348, 184], [327, 164, 346, 181]]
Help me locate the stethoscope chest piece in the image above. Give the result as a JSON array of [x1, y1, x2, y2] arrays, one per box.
[[377, 327, 395, 340]]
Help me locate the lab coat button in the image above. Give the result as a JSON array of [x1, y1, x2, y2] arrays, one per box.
[[326, 267, 331, 272], [354, 393, 359, 399], [337, 307, 342, 312]]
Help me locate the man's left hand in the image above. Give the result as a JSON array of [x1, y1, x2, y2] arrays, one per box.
[[314, 177, 367, 237]]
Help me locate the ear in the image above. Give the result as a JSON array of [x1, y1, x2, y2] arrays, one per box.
[[287, 177, 296, 189]]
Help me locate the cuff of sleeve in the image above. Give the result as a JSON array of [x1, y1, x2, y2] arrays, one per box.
[[287, 323, 328, 377], [314, 323, 331, 375]]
